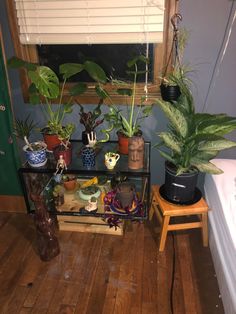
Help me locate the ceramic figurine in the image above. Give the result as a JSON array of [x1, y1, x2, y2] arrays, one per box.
[[79, 196, 98, 214]]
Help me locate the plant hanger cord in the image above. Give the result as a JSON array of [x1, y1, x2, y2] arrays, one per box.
[[162, 13, 183, 81]]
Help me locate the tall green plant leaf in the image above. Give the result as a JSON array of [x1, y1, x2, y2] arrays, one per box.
[[158, 132, 181, 153], [191, 159, 223, 174], [28, 66, 59, 99], [156, 99, 188, 137], [84, 61, 107, 83], [199, 139, 236, 151], [60, 63, 84, 79]]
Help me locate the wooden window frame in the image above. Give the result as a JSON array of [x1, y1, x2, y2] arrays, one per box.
[[6, 0, 177, 105]]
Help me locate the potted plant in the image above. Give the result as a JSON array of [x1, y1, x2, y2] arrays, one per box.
[[78, 100, 104, 145], [13, 114, 38, 142], [103, 55, 152, 169], [13, 115, 47, 167], [53, 123, 75, 166], [155, 83, 236, 203], [23, 139, 47, 168], [62, 174, 77, 191], [8, 57, 107, 151], [160, 14, 191, 102]]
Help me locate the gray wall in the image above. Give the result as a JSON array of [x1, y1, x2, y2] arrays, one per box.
[[1, 0, 236, 188]]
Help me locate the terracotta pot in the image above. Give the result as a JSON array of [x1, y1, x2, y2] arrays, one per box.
[[63, 179, 77, 191], [53, 144, 72, 167], [128, 135, 145, 170], [117, 132, 129, 155], [43, 133, 61, 151]]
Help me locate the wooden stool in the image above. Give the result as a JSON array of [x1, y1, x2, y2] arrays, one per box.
[[150, 185, 209, 252]]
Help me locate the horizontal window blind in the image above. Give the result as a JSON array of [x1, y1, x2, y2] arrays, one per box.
[[14, 0, 165, 44]]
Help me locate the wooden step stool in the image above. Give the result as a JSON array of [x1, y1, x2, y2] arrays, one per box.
[[150, 185, 209, 252]]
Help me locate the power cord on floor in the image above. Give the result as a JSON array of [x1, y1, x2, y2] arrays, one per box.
[[170, 231, 176, 314]]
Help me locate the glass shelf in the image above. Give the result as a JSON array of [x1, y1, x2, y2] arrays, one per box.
[[18, 140, 151, 221]]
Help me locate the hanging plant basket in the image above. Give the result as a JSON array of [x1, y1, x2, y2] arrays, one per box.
[[160, 13, 183, 102], [160, 83, 181, 102]]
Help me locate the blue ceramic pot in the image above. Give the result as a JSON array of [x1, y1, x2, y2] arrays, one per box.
[[23, 141, 47, 167], [81, 147, 96, 168]]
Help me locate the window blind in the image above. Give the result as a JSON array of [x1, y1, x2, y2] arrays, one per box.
[[14, 0, 165, 44]]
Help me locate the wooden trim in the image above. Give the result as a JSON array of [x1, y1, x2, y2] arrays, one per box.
[[6, 0, 177, 105], [0, 195, 26, 213]]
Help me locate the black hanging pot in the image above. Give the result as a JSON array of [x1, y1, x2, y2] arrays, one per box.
[[160, 83, 181, 102], [163, 161, 199, 204]]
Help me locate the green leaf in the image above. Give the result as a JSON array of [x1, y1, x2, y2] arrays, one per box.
[[155, 98, 188, 137], [59, 63, 84, 79], [29, 93, 40, 104], [7, 56, 36, 71], [158, 132, 181, 154], [191, 159, 223, 174], [194, 150, 219, 161], [84, 61, 107, 83], [95, 86, 109, 99], [116, 88, 132, 96], [28, 66, 59, 99], [159, 150, 176, 164], [69, 82, 87, 96], [199, 139, 236, 151], [63, 104, 73, 114]]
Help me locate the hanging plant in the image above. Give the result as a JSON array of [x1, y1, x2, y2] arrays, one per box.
[[160, 13, 191, 102]]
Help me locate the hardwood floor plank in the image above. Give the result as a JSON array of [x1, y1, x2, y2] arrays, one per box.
[[74, 234, 104, 313], [85, 235, 119, 314], [111, 223, 138, 314], [141, 222, 159, 314], [101, 231, 124, 314], [0, 213, 224, 314], [176, 233, 202, 314]]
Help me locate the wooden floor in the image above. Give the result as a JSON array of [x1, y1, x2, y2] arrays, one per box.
[[0, 212, 224, 314]]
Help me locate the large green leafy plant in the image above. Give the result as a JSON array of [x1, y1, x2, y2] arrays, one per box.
[[8, 57, 107, 137], [102, 55, 152, 138], [155, 84, 236, 175]]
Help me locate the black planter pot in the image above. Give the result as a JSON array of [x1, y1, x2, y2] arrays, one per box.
[[160, 83, 181, 102], [163, 162, 199, 204]]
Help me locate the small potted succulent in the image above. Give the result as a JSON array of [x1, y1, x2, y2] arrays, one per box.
[[78, 100, 104, 145], [62, 174, 77, 191], [23, 138, 47, 168], [14, 115, 47, 167]]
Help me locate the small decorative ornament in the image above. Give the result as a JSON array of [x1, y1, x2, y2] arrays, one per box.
[[104, 152, 120, 170], [54, 155, 67, 175], [79, 196, 98, 214]]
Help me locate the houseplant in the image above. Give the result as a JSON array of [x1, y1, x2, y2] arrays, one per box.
[[53, 123, 75, 166], [78, 100, 104, 145], [103, 55, 152, 168], [155, 83, 236, 203], [8, 57, 107, 150], [160, 14, 191, 102], [13, 114, 47, 167]]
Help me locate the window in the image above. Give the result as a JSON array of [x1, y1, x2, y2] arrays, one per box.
[[6, 0, 178, 104]]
